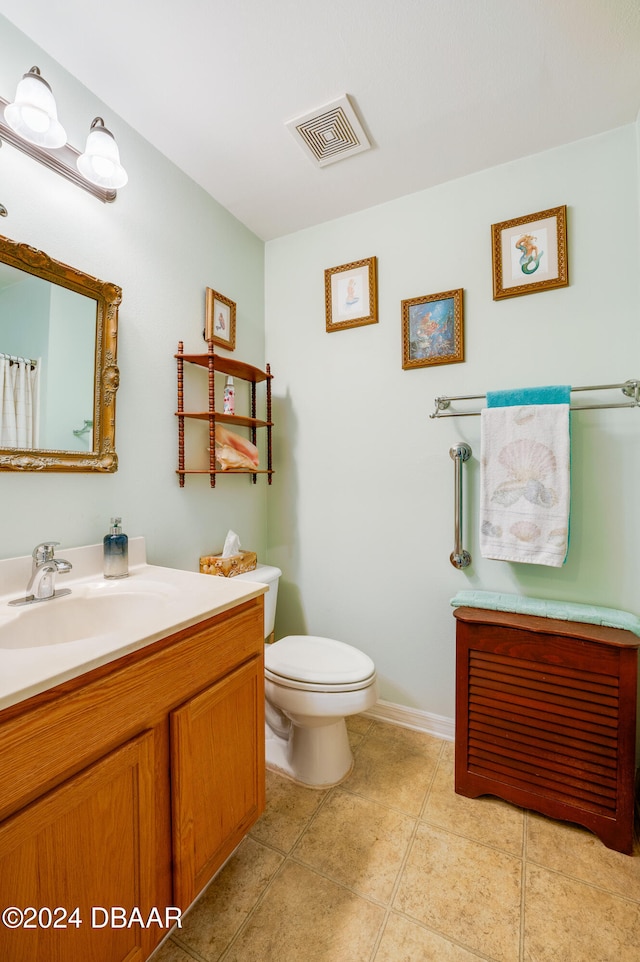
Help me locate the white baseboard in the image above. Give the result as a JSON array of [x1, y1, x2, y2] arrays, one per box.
[[363, 698, 455, 742]]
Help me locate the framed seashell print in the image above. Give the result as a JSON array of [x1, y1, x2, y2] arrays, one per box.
[[401, 288, 464, 370], [325, 256, 378, 332], [491, 205, 568, 300]]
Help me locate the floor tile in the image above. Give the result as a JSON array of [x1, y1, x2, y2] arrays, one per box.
[[175, 837, 283, 962], [526, 811, 640, 902], [524, 863, 640, 962], [423, 742, 524, 856], [374, 912, 490, 961], [223, 861, 385, 962], [249, 769, 329, 853], [345, 722, 443, 816], [150, 719, 640, 962], [394, 822, 522, 962], [293, 789, 415, 902], [150, 937, 199, 962], [347, 713, 375, 736]]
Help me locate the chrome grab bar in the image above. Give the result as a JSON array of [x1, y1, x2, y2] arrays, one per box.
[[450, 443, 472, 569]]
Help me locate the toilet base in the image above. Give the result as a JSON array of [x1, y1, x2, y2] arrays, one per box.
[[265, 716, 354, 788]]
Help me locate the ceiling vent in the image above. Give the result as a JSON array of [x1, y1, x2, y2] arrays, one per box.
[[286, 95, 371, 168]]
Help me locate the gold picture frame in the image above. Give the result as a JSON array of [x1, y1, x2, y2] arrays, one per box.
[[325, 256, 378, 332], [205, 287, 236, 350], [491, 205, 568, 300], [401, 288, 464, 370]]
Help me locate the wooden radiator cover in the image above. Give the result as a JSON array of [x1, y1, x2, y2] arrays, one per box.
[[454, 607, 639, 855]]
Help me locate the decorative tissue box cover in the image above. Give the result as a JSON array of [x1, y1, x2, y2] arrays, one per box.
[[199, 550, 257, 577]]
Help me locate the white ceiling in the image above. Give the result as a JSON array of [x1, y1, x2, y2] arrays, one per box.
[[0, 1, 639, 240]]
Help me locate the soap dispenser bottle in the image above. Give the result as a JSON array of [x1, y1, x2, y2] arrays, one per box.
[[104, 517, 129, 579]]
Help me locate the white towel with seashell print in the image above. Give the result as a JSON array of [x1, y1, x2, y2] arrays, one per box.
[[480, 403, 570, 566]]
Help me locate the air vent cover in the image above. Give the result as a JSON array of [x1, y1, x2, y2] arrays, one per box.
[[286, 95, 371, 167]]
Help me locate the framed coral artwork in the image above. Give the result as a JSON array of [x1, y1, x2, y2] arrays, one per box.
[[491, 205, 568, 300], [205, 287, 236, 350], [325, 256, 378, 332], [401, 288, 464, 370]]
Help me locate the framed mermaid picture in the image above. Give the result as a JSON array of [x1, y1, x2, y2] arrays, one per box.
[[401, 288, 464, 370], [325, 256, 378, 332], [491, 205, 568, 300]]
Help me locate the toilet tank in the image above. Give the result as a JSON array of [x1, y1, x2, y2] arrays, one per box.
[[234, 564, 281, 640]]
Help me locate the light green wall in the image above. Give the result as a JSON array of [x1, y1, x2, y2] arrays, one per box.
[[45, 285, 95, 451], [0, 15, 266, 569], [265, 125, 640, 719], [0, 271, 50, 358], [1, 13, 638, 726]]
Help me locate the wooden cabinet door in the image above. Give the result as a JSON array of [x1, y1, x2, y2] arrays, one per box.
[[0, 730, 157, 962], [171, 657, 265, 908]]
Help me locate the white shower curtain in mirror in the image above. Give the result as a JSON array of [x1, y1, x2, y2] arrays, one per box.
[[0, 357, 40, 448]]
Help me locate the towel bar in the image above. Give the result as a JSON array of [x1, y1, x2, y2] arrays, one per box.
[[430, 378, 640, 419], [450, 443, 472, 569]]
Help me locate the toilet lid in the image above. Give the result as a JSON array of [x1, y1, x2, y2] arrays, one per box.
[[265, 635, 376, 686]]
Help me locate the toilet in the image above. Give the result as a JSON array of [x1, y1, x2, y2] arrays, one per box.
[[235, 564, 378, 787]]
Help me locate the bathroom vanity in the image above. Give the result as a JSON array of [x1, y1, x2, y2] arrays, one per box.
[[0, 541, 266, 962]]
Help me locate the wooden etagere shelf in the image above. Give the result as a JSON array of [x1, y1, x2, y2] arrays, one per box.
[[176, 340, 273, 487]]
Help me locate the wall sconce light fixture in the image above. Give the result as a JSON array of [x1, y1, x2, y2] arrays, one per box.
[[77, 117, 128, 189], [0, 66, 127, 203], [4, 66, 67, 148]]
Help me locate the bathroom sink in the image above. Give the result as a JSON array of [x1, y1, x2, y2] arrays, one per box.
[[0, 538, 269, 711], [0, 582, 177, 649]]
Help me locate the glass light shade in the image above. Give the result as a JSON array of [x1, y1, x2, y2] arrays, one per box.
[[4, 67, 67, 148], [77, 118, 128, 189]]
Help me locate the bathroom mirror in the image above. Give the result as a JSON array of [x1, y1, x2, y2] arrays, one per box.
[[0, 233, 120, 472]]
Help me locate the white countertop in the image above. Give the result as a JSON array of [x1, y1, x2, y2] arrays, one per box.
[[0, 538, 267, 712]]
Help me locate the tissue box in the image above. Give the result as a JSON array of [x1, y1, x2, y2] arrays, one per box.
[[199, 550, 257, 577]]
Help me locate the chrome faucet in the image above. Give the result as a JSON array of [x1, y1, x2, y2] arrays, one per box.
[[8, 542, 73, 606]]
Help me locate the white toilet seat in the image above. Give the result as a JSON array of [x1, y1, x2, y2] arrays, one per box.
[[265, 635, 376, 692], [264, 670, 377, 693]]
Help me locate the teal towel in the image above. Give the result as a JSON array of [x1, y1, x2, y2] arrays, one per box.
[[487, 385, 571, 407], [450, 590, 640, 636]]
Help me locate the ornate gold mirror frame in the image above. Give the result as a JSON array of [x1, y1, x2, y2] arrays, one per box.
[[0, 234, 120, 472]]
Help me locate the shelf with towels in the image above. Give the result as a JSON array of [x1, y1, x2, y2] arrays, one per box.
[[430, 379, 639, 419]]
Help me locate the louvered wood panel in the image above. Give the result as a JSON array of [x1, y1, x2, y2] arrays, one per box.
[[468, 649, 619, 813], [454, 607, 639, 855]]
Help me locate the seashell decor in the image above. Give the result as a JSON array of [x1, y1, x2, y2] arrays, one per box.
[[510, 521, 541, 542], [491, 439, 559, 508], [498, 439, 557, 482]]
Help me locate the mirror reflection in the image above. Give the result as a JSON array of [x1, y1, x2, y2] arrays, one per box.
[[0, 234, 120, 473], [0, 265, 96, 451]]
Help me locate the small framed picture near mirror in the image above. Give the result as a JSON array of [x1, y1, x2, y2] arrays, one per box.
[[205, 287, 236, 350]]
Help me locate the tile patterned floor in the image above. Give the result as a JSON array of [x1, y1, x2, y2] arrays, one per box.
[[152, 717, 640, 962]]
